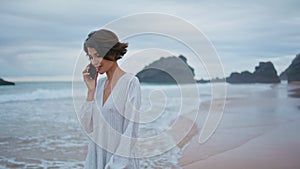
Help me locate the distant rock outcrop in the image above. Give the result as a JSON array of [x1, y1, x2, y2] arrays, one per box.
[[279, 70, 288, 81], [0, 78, 15, 85], [196, 79, 210, 83], [226, 62, 280, 84], [226, 71, 255, 83], [136, 55, 195, 84], [253, 62, 280, 83], [284, 53, 300, 83]]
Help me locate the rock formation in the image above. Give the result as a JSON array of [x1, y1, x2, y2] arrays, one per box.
[[226, 71, 255, 83], [284, 53, 300, 83], [226, 62, 280, 84], [253, 62, 280, 83], [136, 55, 195, 84], [279, 70, 287, 81], [0, 78, 15, 85]]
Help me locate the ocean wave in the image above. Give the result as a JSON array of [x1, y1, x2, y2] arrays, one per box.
[[0, 89, 73, 103]]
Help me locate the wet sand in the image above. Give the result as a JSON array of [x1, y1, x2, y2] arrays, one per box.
[[179, 84, 300, 169]]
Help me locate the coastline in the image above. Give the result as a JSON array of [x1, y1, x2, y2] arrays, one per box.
[[1, 82, 299, 168], [179, 84, 300, 169]]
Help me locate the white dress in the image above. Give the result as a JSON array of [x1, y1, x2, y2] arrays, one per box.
[[79, 73, 141, 169]]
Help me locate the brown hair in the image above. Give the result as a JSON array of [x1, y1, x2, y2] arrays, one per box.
[[104, 42, 128, 61], [83, 29, 128, 61]]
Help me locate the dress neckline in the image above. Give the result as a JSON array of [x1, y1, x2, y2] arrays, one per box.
[[101, 73, 129, 108]]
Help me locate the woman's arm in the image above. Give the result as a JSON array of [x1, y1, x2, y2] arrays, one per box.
[[78, 64, 99, 134], [78, 100, 95, 134]]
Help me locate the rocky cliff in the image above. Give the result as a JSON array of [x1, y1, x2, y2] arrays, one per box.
[[226, 62, 280, 84], [136, 55, 195, 84], [253, 62, 280, 83], [284, 53, 300, 83], [0, 78, 15, 85]]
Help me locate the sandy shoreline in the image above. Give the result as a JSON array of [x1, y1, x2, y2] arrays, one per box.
[[179, 84, 300, 169], [1, 83, 299, 168]]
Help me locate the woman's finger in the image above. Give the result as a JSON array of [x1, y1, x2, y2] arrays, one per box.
[[82, 65, 90, 74], [83, 72, 90, 76]]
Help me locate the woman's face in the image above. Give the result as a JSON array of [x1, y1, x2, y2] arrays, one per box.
[[87, 47, 115, 74]]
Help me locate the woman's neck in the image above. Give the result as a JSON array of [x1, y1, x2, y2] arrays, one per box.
[[106, 64, 125, 82]]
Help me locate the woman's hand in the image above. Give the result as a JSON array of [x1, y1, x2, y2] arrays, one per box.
[[82, 64, 98, 101]]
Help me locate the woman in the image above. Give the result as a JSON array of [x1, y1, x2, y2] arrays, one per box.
[[79, 29, 141, 169]]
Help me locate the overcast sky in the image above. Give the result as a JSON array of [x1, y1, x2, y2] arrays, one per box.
[[0, 0, 299, 81]]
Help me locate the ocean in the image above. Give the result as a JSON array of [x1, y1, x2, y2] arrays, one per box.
[[0, 80, 277, 168], [0, 82, 84, 168]]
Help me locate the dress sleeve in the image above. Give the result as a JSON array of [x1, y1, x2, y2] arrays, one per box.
[[78, 100, 98, 134], [78, 78, 103, 134], [105, 77, 141, 169]]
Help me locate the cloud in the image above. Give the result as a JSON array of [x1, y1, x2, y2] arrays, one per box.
[[0, 0, 299, 80]]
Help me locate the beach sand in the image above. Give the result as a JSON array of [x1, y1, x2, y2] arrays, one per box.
[[1, 83, 299, 168], [179, 84, 300, 169]]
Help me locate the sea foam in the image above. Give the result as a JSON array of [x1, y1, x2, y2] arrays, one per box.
[[0, 89, 73, 103]]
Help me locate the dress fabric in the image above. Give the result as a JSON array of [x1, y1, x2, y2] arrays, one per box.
[[79, 73, 141, 169]]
